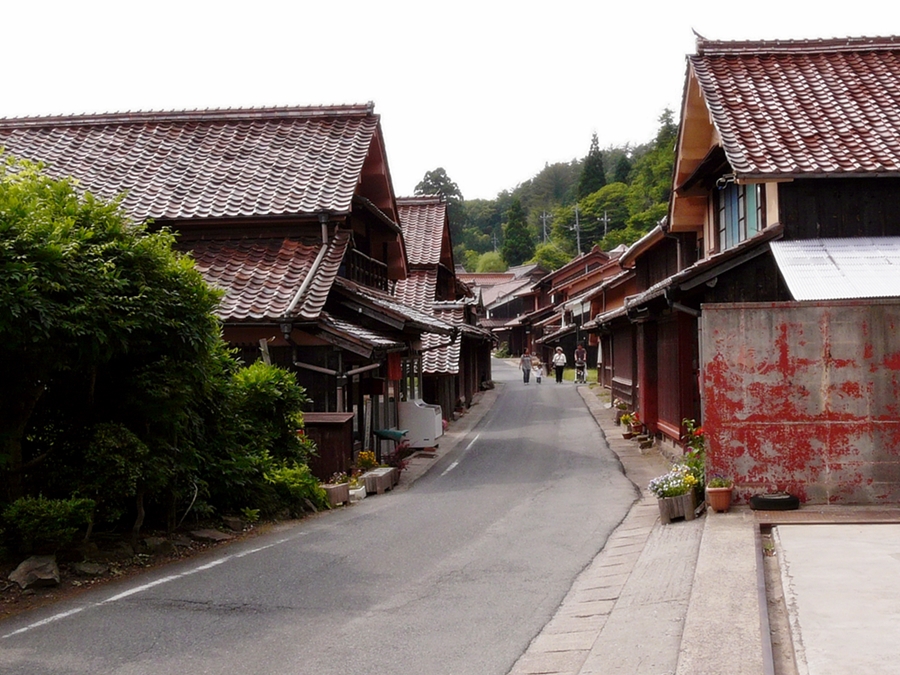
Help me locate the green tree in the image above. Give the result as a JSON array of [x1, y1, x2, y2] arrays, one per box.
[[500, 198, 535, 266], [530, 242, 572, 271], [0, 160, 224, 501], [475, 251, 507, 273], [415, 168, 465, 241], [577, 133, 606, 199], [612, 151, 633, 184], [578, 182, 631, 245]]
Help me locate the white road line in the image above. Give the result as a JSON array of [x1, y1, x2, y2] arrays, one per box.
[[2, 533, 307, 638], [441, 433, 480, 476]]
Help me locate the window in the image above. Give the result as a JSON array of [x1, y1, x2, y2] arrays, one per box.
[[716, 183, 765, 252]]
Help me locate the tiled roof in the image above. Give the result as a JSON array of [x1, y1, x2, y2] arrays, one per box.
[[397, 196, 446, 266], [422, 307, 465, 375], [332, 277, 454, 335], [317, 312, 404, 357], [423, 305, 490, 375], [394, 269, 437, 311], [0, 104, 380, 221], [457, 273, 515, 285], [691, 37, 900, 177], [187, 230, 350, 322]]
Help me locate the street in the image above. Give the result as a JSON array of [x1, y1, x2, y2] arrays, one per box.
[[0, 358, 637, 675]]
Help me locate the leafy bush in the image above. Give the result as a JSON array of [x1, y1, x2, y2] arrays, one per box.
[[2, 495, 95, 553], [231, 361, 316, 465], [265, 463, 327, 513], [494, 341, 510, 358]]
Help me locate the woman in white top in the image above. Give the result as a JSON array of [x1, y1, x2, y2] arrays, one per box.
[[552, 346, 567, 383]]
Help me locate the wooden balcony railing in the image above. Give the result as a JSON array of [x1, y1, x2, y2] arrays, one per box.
[[345, 248, 389, 292]]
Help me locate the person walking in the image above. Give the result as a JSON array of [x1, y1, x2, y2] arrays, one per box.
[[574, 343, 587, 384], [519, 350, 533, 384], [552, 346, 567, 383]]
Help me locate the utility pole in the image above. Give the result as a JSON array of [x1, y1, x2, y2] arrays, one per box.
[[541, 211, 550, 243], [574, 206, 582, 255], [600, 210, 610, 239]]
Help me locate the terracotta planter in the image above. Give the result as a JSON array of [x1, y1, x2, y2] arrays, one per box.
[[706, 486, 733, 513], [629, 423, 643, 434], [657, 493, 695, 524]]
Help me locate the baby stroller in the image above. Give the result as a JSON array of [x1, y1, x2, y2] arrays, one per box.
[[574, 359, 587, 384]]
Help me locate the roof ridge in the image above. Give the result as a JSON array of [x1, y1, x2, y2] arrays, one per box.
[[397, 195, 445, 205], [696, 35, 900, 57], [0, 102, 377, 128]]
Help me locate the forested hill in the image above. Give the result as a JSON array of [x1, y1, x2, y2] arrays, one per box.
[[415, 109, 677, 272]]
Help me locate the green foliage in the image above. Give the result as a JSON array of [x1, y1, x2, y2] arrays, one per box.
[[578, 182, 631, 246], [577, 133, 606, 199], [530, 242, 572, 271], [475, 251, 507, 273], [74, 422, 150, 525], [230, 361, 313, 464], [493, 341, 510, 358], [512, 161, 580, 212], [500, 199, 535, 266], [240, 507, 260, 523], [0, 159, 224, 502], [415, 168, 465, 241], [599, 224, 646, 251], [265, 463, 328, 513], [460, 248, 480, 272], [2, 495, 95, 553]]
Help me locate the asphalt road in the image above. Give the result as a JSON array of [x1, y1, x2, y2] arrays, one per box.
[[0, 359, 637, 675]]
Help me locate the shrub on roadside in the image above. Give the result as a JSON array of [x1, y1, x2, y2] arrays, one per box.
[[265, 463, 328, 514], [2, 495, 95, 554]]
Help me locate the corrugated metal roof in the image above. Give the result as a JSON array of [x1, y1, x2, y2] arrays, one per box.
[[770, 238, 900, 300]]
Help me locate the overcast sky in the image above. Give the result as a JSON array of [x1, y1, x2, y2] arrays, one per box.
[[4, 1, 899, 200]]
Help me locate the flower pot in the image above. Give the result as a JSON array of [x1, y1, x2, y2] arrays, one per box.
[[321, 482, 350, 507], [657, 493, 695, 524], [706, 486, 733, 513], [622, 431, 634, 439], [629, 423, 643, 434]]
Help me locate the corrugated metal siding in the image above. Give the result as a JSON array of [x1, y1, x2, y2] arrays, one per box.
[[771, 238, 900, 300]]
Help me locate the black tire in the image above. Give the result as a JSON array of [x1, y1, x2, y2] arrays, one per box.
[[749, 493, 800, 511]]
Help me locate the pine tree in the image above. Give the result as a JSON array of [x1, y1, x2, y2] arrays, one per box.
[[500, 198, 535, 266], [577, 133, 606, 199]]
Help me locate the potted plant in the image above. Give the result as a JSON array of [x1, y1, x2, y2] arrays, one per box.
[[620, 411, 637, 438], [348, 471, 367, 501], [706, 475, 734, 513], [628, 412, 643, 434], [649, 464, 699, 524], [613, 398, 628, 425], [321, 472, 351, 507]]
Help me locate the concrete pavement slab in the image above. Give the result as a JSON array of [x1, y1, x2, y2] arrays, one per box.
[[675, 510, 765, 675], [578, 517, 703, 675], [774, 523, 900, 675]]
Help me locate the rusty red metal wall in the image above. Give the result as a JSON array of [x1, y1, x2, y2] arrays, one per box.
[[701, 300, 900, 504]]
